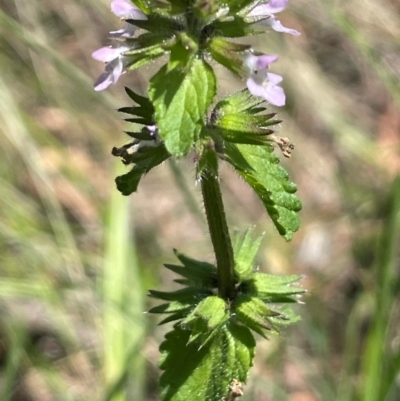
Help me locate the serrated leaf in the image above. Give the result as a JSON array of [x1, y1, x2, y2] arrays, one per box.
[[148, 301, 193, 314], [124, 87, 154, 109], [224, 143, 301, 240], [115, 144, 170, 195], [209, 38, 246, 76], [127, 14, 181, 33], [158, 310, 192, 325], [211, 17, 257, 38], [124, 130, 153, 141], [214, 89, 266, 115], [241, 272, 304, 301], [149, 60, 216, 156], [126, 49, 166, 72], [268, 305, 301, 326], [119, 88, 155, 126], [233, 228, 264, 279], [234, 294, 281, 337], [182, 296, 228, 344], [149, 287, 213, 302], [163, 249, 218, 287], [159, 322, 255, 401]]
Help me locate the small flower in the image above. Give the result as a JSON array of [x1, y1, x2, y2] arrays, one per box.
[[92, 46, 129, 91], [109, 0, 147, 38], [248, 0, 300, 36], [244, 53, 286, 107]]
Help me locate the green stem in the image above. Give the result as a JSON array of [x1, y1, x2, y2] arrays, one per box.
[[200, 154, 235, 299]]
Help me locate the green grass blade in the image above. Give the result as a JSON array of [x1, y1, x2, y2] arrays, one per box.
[[361, 177, 400, 401], [103, 163, 146, 401]]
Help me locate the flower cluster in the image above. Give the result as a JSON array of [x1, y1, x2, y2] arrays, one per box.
[[92, 0, 300, 106], [92, 0, 146, 91], [244, 0, 299, 106]]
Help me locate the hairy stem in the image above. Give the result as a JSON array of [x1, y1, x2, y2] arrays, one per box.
[[200, 155, 235, 299]]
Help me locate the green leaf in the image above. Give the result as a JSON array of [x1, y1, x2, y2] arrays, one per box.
[[149, 60, 216, 156], [241, 272, 305, 302], [163, 249, 218, 288], [224, 143, 301, 240], [148, 301, 194, 314], [167, 33, 198, 71], [233, 228, 264, 280], [182, 295, 229, 345], [159, 322, 255, 401], [124, 130, 154, 141], [115, 144, 170, 195], [119, 87, 155, 126], [211, 17, 256, 38], [214, 89, 267, 115], [126, 49, 166, 72], [227, 0, 261, 14], [124, 87, 154, 110], [209, 38, 248, 76], [149, 287, 213, 302], [127, 14, 182, 33], [209, 90, 281, 146], [234, 294, 282, 337]]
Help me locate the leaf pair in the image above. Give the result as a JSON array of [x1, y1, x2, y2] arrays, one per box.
[[151, 239, 304, 401]]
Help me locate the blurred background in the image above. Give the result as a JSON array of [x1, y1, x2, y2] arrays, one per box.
[[0, 0, 400, 400]]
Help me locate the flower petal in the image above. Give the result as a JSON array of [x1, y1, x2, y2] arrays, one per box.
[[261, 0, 289, 14], [109, 22, 136, 37], [92, 46, 123, 62], [246, 72, 286, 107], [255, 54, 278, 70], [107, 58, 124, 83], [269, 18, 300, 35], [248, 0, 288, 17], [265, 84, 286, 106], [266, 72, 283, 85], [111, 0, 147, 19], [244, 53, 277, 72], [111, 0, 135, 17], [94, 72, 114, 91]]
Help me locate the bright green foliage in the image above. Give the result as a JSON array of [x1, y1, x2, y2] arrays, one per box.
[[233, 228, 264, 280], [150, 247, 304, 400], [165, 249, 218, 287], [159, 322, 255, 401], [241, 272, 304, 302], [149, 60, 216, 156], [225, 143, 301, 240], [182, 295, 229, 344], [234, 294, 282, 338], [122, 14, 181, 69], [149, 287, 214, 325], [208, 38, 251, 76], [209, 89, 280, 145], [108, 2, 304, 400], [207, 90, 301, 240]]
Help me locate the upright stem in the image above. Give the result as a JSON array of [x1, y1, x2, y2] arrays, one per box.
[[200, 156, 235, 299]]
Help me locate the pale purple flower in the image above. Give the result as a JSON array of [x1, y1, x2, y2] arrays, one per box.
[[244, 53, 285, 107], [248, 0, 300, 36], [92, 46, 129, 91], [109, 0, 147, 38]]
